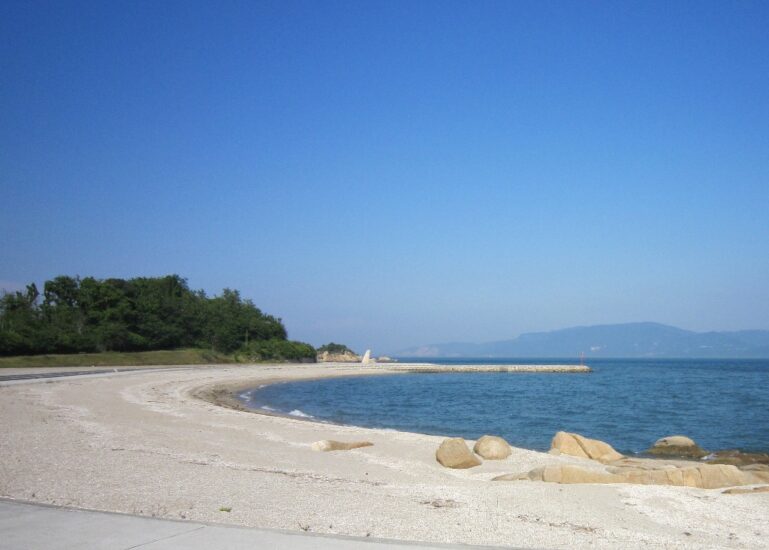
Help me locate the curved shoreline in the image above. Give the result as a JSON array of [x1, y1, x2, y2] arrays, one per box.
[[192, 362, 590, 432], [197, 364, 769, 461], [192, 367, 400, 423], [2, 363, 767, 549]]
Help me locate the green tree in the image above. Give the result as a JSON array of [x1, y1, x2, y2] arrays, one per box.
[[0, 274, 313, 361]]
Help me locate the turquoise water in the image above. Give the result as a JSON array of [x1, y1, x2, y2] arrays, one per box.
[[241, 358, 769, 454]]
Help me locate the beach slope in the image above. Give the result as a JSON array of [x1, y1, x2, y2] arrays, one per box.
[[0, 364, 766, 549]]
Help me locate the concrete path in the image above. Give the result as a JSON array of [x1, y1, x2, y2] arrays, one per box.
[[0, 368, 143, 382], [0, 499, 506, 549]]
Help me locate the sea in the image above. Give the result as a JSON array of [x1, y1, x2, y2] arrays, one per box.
[[239, 358, 769, 455]]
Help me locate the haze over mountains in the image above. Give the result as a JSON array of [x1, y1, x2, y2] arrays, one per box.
[[395, 322, 769, 359]]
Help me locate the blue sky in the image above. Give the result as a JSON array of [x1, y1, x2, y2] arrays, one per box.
[[2, 1, 768, 353]]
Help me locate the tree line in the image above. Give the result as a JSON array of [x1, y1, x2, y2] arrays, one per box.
[[0, 275, 315, 361]]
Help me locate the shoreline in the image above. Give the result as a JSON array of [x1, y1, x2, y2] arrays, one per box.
[[2, 363, 767, 548], [193, 362, 590, 434], [198, 366, 769, 458]]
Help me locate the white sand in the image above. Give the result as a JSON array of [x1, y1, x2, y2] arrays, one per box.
[[1, 364, 767, 549]]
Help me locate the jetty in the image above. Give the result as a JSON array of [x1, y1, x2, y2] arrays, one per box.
[[379, 363, 591, 373]]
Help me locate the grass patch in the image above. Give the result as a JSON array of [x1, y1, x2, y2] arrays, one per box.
[[0, 348, 236, 368]]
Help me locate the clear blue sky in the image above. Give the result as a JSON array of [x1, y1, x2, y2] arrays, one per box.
[[2, 1, 768, 353]]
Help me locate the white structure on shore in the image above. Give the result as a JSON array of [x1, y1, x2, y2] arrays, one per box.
[[361, 350, 372, 365]]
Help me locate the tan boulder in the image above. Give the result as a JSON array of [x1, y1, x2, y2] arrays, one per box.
[[436, 438, 482, 469], [492, 472, 529, 481], [696, 464, 751, 488], [473, 435, 512, 460], [506, 462, 754, 489], [647, 435, 707, 459], [311, 440, 373, 452], [613, 463, 751, 489], [655, 435, 697, 447], [744, 470, 769, 483], [549, 431, 624, 463], [493, 465, 624, 484]]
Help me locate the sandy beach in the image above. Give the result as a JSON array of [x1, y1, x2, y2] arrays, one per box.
[[1, 364, 767, 549]]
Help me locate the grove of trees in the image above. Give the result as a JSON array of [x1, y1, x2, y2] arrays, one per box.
[[0, 275, 315, 361]]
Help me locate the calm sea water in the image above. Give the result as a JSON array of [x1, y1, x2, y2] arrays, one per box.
[[241, 358, 769, 454]]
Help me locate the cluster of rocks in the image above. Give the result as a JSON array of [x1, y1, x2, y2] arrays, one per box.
[[316, 350, 362, 363], [433, 431, 769, 491], [309, 431, 768, 492], [435, 435, 512, 468], [498, 431, 769, 490]]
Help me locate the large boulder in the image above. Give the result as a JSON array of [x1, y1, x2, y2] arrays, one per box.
[[522, 465, 624, 484], [549, 431, 624, 463], [473, 435, 512, 460], [615, 464, 747, 489], [436, 438, 482, 469], [311, 440, 373, 452], [646, 435, 707, 459]]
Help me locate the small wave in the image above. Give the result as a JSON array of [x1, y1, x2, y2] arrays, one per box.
[[260, 406, 276, 412], [288, 409, 313, 418]]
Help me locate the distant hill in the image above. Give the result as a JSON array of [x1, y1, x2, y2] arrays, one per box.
[[395, 322, 769, 359]]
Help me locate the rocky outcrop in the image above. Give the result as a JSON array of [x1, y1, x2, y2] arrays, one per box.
[[616, 464, 748, 489], [311, 440, 373, 452], [495, 465, 624, 484], [646, 435, 707, 459], [473, 435, 512, 460], [316, 351, 362, 363], [436, 438, 482, 469], [494, 461, 768, 489], [549, 431, 624, 463]]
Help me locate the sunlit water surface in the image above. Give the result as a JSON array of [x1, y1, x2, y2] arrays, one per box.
[[240, 358, 769, 454]]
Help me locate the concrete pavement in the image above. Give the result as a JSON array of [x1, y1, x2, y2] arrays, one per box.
[[0, 499, 507, 549]]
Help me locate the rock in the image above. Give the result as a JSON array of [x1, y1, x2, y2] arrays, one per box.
[[473, 435, 512, 460], [740, 464, 769, 472], [695, 464, 760, 488], [705, 450, 769, 467], [526, 465, 625, 484], [723, 485, 769, 495], [549, 431, 624, 463], [311, 440, 373, 452], [646, 435, 707, 459], [655, 435, 698, 447], [316, 351, 362, 363], [748, 470, 769, 483], [507, 462, 759, 489], [436, 438, 482, 469], [492, 472, 529, 481], [618, 464, 748, 489]]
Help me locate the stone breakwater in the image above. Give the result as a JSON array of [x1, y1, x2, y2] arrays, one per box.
[[383, 363, 591, 374]]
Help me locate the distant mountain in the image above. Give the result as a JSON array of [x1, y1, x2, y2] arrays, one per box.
[[395, 322, 769, 359]]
